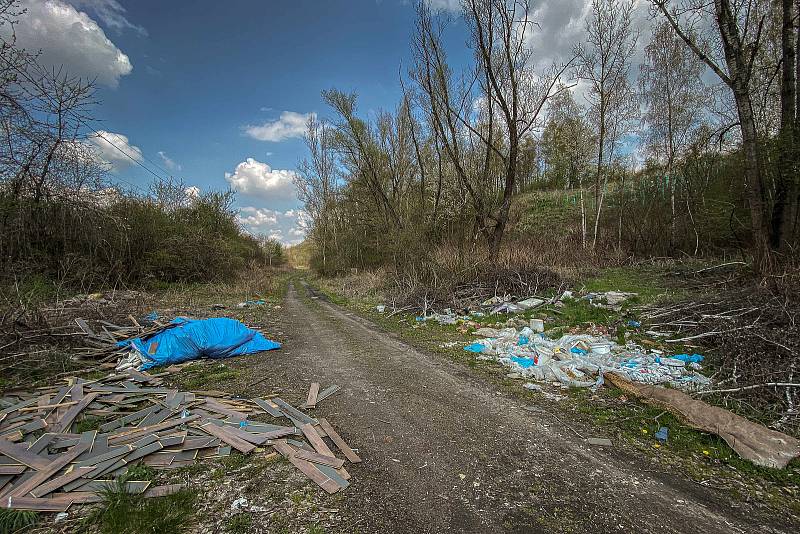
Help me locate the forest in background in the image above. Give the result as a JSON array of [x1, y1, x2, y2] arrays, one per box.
[[295, 0, 799, 284], [0, 0, 284, 297]]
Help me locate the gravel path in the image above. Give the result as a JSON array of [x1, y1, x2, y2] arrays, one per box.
[[237, 282, 795, 533]]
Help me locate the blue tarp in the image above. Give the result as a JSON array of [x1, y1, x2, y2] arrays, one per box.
[[119, 317, 281, 370], [464, 343, 486, 353]]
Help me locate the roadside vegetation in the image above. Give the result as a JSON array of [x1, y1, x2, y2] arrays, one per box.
[[293, 0, 800, 485]]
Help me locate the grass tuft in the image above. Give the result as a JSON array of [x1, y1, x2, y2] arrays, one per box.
[[83, 478, 196, 534], [0, 509, 39, 534]]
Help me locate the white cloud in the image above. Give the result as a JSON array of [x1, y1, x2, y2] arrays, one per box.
[[86, 130, 142, 172], [244, 111, 315, 142], [237, 207, 308, 245], [6, 0, 133, 87], [157, 151, 182, 172], [66, 0, 146, 36], [224, 158, 298, 202], [425, 0, 461, 12], [185, 185, 200, 199]]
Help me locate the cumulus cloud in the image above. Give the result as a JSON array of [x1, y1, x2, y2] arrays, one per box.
[[244, 111, 315, 142], [86, 130, 142, 172], [185, 185, 200, 199], [5, 0, 133, 87], [157, 151, 182, 172], [224, 158, 298, 202], [66, 0, 147, 36], [237, 207, 309, 245]]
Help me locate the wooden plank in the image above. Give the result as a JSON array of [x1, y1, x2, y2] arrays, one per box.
[[0, 465, 27, 475], [304, 385, 340, 408], [293, 449, 345, 469], [9, 443, 89, 497], [163, 437, 218, 451], [108, 415, 200, 445], [252, 398, 282, 418], [197, 423, 254, 454], [317, 418, 361, 463], [1, 418, 46, 441], [142, 452, 176, 467], [52, 393, 99, 433], [272, 441, 342, 494], [0, 438, 50, 470], [317, 463, 350, 488], [98, 404, 159, 432], [272, 398, 317, 425], [30, 466, 96, 497], [139, 407, 174, 428], [306, 383, 320, 408], [121, 441, 163, 464], [202, 399, 248, 422], [2, 496, 71, 512], [27, 433, 56, 455], [300, 423, 335, 458], [75, 445, 133, 468]]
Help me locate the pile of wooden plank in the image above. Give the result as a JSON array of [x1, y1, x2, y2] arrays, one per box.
[[0, 369, 360, 513]]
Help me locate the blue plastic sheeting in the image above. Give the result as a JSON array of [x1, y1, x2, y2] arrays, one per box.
[[464, 343, 486, 353], [119, 317, 281, 370], [672, 353, 704, 363], [511, 356, 536, 369], [517, 335, 530, 346]]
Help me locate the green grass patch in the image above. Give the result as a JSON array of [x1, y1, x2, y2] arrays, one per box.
[[83, 478, 197, 534], [174, 363, 241, 390], [577, 266, 685, 304], [570, 387, 800, 486], [0, 509, 39, 534], [125, 463, 157, 482], [75, 415, 102, 433]]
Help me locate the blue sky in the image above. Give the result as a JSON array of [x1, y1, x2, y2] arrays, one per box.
[[6, 0, 476, 244], [9, 0, 658, 243]]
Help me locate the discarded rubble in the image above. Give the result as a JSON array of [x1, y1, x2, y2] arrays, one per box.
[[0, 369, 359, 514]]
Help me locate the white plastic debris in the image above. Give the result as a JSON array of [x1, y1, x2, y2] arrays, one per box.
[[464, 327, 710, 391], [376, 305, 386, 313]]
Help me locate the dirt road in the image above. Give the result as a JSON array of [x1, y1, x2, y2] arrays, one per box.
[[239, 283, 794, 533]]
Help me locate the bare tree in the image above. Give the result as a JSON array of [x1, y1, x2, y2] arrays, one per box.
[[296, 115, 338, 271], [411, 0, 572, 256], [639, 20, 708, 248], [654, 0, 799, 270], [576, 0, 639, 249]]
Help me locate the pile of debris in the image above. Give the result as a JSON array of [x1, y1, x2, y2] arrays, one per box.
[[403, 290, 638, 326], [465, 325, 710, 390], [0, 370, 359, 513]]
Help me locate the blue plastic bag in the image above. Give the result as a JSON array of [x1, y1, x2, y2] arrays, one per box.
[[464, 343, 486, 353], [671, 353, 704, 363], [119, 317, 281, 370], [511, 356, 536, 369]]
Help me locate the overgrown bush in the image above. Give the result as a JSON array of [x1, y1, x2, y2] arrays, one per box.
[[0, 185, 282, 291]]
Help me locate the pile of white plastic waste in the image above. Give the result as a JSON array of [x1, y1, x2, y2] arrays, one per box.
[[464, 323, 710, 390]]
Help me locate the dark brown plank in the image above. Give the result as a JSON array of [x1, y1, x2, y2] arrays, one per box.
[[30, 466, 96, 498], [272, 441, 342, 494], [293, 448, 345, 469], [0, 438, 50, 470], [317, 418, 361, 463], [10, 443, 90, 497], [300, 423, 335, 458], [197, 423, 254, 454]]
